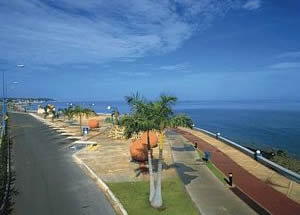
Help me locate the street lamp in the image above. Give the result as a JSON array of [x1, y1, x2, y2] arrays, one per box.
[[2, 64, 24, 135], [2, 71, 5, 135], [6, 81, 19, 111], [107, 105, 119, 126], [107, 106, 113, 124]]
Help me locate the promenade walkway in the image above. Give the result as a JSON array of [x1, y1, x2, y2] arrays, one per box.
[[166, 130, 257, 215], [75, 125, 176, 183], [176, 128, 300, 215]]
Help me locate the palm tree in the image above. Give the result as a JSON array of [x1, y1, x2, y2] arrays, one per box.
[[73, 106, 95, 133], [72, 106, 85, 132], [43, 104, 55, 120], [111, 108, 120, 125], [150, 95, 193, 208], [58, 108, 66, 121], [122, 93, 193, 207], [122, 93, 158, 202], [65, 106, 75, 121], [43, 106, 49, 119], [83, 108, 96, 119], [51, 110, 56, 122]]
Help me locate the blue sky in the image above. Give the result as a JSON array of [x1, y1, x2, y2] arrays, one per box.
[[1, 0, 300, 101]]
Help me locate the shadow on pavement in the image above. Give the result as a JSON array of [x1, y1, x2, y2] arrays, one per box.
[[169, 162, 198, 185], [171, 145, 195, 152], [2, 170, 18, 215], [230, 187, 271, 215]]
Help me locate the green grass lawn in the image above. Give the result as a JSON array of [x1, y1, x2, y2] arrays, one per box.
[[196, 150, 227, 184], [107, 177, 200, 215]]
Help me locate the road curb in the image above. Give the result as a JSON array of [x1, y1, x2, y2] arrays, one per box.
[[29, 113, 52, 124], [72, 153, 128, 215]]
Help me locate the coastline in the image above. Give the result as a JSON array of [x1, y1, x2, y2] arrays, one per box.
[[25, 100, 300, 158], [17, 102, 300, 174]]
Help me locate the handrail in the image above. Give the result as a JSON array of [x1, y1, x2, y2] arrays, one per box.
[[194, 127, 300, 183]]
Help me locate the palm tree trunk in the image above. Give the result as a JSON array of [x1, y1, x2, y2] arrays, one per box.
[[151, 133, 163, 208], [147, 130, 155, 202]]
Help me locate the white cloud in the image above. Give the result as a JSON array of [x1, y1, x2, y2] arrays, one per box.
[[159, 63, 190, 71], [0, 0, 248, 65], [277, 51, 300, 58], [269, 62, 300, 69], [118, 71, 150, 77], [243, 0, 262, 10]]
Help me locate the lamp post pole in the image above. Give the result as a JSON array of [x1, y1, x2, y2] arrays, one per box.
[[6, 81, 19, 113], [2, 70, 5, 136], [2, 64, 24, 135], [107, 106, 113, 125]]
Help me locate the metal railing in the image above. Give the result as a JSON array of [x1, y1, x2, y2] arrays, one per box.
[[194, 127, 300, 183]]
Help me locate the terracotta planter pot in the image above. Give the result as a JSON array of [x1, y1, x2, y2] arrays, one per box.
[[88, 119, 100, 128], [130, 139, 148, 161], [140, 131, 158, 148]]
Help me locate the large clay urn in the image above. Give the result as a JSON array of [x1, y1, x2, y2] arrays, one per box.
[[130, 139, 148, 161], [140, 131, 158, 148], [88, 119, 100, 128]]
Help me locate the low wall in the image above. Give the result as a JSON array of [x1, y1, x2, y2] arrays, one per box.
[[194, 127, 300, 183]]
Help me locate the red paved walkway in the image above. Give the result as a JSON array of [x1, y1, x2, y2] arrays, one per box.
[[175, 128, 300, 215]]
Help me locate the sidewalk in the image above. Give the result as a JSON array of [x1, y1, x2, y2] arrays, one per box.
[[166, 130, 257, 215], [175, 128, 300, 215]]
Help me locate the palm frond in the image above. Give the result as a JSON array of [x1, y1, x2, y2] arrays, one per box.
[[122, 93, 192, 139], [170, 114, 193, 129]]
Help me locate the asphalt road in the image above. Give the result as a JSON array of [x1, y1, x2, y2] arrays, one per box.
[[9, 113, 115, 215]]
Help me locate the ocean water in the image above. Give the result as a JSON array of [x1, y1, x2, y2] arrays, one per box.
[[33, 100, 300, 158]]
